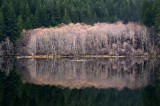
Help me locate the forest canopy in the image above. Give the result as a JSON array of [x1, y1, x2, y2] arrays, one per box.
[[0, 0, 159, 44]]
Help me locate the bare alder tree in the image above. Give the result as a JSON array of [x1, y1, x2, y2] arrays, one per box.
[[17, 22, 158, 56]]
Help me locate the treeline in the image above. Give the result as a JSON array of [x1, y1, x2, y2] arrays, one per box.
[[141, 0, 160, 46], [0, 0, 159, 43]]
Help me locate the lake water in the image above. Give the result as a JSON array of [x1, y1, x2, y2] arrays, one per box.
[[0, 57, 160, 106]]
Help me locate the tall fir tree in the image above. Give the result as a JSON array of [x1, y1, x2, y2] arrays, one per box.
[[0, 0, 157, 43], [16, 15, 23, 39], [154, 0, 160, 32], [0, 9, 5, 41], [2, 1, 17, 42], [25, 17, 32, 29], [141, 0, 155, 27], [62, 9, 71, 24], [34, 9, 40, 28]]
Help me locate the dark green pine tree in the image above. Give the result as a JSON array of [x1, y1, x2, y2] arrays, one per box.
[[154, 13, 160, 33], [0, 9, 5, 41], [62, 9, 71, 24], [19, 3, 31, 20], [30, 14, 35, 27], [25, 17, 32, 29], [2, 1, 18, 43], [154, 0, 160, 32], [25, 4, 31, 17], [103, 9, 110, 22], [16, 15, 23, 38], [69, 5, 79, 23], [55, 0, 63, 24], [23, 3, 32, 28], [141, 0, 155, 27], [34, 9, 40, 28]]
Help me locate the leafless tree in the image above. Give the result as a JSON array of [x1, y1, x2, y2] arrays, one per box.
[[17, 22, 158, 56]]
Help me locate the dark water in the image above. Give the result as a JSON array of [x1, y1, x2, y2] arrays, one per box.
[[0, 58, 160, 106]]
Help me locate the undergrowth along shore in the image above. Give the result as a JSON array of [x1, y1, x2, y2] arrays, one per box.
[[16, 55, 160, 59]]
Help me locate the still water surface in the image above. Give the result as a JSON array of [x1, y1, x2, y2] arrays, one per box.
[[0, 58, 160, 106]]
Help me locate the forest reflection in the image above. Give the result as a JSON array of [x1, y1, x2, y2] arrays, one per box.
[[17, 58, 159, 89], [0, 58, 160, 106]]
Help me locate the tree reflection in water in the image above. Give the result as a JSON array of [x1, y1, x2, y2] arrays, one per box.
[[0, 58, 159, 106], [18, 58, 158, 89]]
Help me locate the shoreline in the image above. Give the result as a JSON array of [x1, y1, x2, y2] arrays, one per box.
[[15, 55, 160, 59]]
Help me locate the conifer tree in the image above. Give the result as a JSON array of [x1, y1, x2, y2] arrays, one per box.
[[62, 9, 71, 24], [0, 9, 5, 41], [25, 17, 32, 29], [154, 0, 160, 32], [2, 2, 17, 42], [16, 15, 23, 38]]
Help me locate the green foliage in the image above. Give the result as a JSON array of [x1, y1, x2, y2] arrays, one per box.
[[62, 9, 71, 24], [141, 0, 160, 46], [154, 0, 160, 32], [25, 17, 32, 29], [17, 15, 23, 32], [0, 0, 158, 44], [1, 1, 17, 43], [0, 9, 5, 41], [141, 0, 155, 27]]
